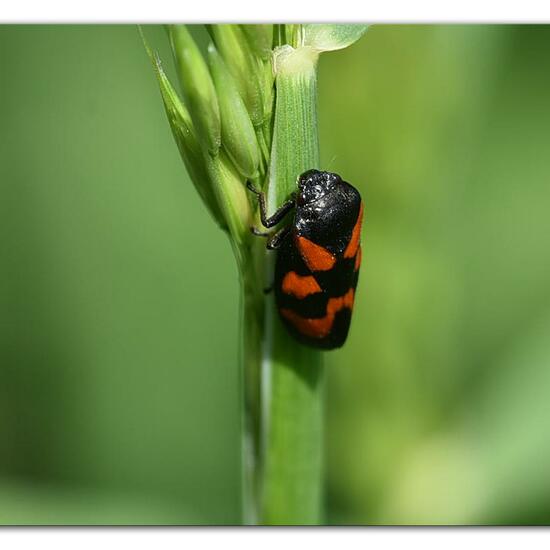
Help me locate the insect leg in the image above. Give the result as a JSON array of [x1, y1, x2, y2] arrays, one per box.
[[247, 181, 295, 228], [250, 226, 270, 237], [266, 225, 290, 250], [249, 221, 290, 248]]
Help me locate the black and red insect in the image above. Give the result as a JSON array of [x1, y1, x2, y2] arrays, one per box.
[[248, 169, 364, 350]]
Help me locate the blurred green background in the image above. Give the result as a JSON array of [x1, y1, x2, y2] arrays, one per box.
[[2, 24, 550, 525]]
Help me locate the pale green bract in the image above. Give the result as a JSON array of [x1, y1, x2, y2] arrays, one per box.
[[302, 24, 369, 52], [168, 26, 221, 155], [208, 44, 261, 180]]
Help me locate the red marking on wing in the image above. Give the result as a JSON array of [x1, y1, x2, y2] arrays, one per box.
[[282, 271, 322, 299], [344, 202, 364, 259], [280, 288, 355, 339], [354, 245, 362, 272], [296, 236, 336, 272]]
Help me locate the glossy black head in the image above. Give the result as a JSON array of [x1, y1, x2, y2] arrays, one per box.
[[294, 170, 362, 254], [297, 170, 341, 206]]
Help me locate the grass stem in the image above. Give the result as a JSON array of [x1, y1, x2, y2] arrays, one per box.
[[257, 45, 324, 525]]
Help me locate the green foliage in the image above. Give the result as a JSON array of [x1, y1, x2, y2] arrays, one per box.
[[240, 24, 273, 60]]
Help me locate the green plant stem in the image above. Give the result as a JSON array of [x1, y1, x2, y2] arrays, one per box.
[[240, 43, 326, 526], [261, 309, 324, 525], [240, 241, 265, 525], [259, 45, 324, 525]]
